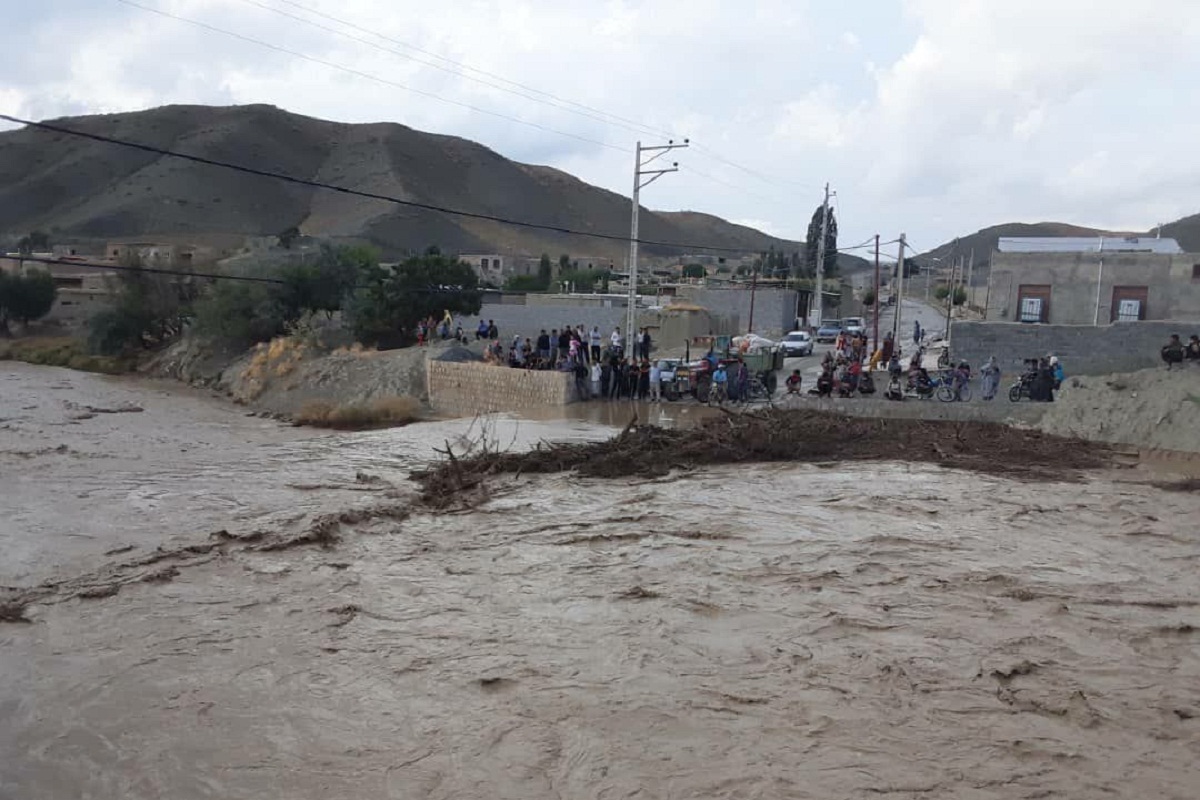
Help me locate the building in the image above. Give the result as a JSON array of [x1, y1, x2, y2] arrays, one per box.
[[105, 241, 191, 266], [985, 236, 1200, 325]]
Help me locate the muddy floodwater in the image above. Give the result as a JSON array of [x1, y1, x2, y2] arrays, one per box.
[[2, 362, 1198, 799]]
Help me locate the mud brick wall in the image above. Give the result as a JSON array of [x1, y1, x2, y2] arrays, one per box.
[[427, 360, 576, 415], [951, 320, 1197, 376]]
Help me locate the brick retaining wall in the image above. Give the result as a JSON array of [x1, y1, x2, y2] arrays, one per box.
[[427, 360, 576, 416]]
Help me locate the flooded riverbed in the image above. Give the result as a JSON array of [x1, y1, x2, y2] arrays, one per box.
[[2, 362, 1198, 799]]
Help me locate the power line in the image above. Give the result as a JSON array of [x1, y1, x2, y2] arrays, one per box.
[[115, 0, 629, 153], [0, 114, 774, 255], [241, 0, 671, 141]]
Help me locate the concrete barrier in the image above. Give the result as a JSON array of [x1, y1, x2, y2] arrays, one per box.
[[427, 360, 576, 416]]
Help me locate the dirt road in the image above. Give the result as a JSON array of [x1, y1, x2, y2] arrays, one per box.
[[2, 362, 1198, 799]]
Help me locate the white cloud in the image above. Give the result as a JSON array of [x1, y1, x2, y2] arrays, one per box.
[[5, 0, 1200, 250]]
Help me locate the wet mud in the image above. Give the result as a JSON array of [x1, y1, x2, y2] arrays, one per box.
[[2, 362, 1199, 799]]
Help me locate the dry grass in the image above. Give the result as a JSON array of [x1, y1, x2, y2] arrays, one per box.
[[0, 336, 131, 374], [294, 395, 421, 430]]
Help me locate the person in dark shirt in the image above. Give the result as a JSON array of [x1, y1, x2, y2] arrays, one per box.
[[536, 330, 551, 365], [640, 328, 652, 361], [557, 329, 571, 364]]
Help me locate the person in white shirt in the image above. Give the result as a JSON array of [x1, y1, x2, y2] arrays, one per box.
[[590, 362, 602, 398], [589, 326, 602, 362], [648, 360, 662, 402], [611, 327, 624, 355]]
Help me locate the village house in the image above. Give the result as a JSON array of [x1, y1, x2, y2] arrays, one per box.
[[985, 236, 1200, 325]]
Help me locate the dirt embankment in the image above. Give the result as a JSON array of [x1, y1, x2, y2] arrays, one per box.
[[1039, 367, 1200, 453], [146, 334, 446, 422]]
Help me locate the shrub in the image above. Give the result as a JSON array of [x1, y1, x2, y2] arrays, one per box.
[[293, 395, 420, 429]]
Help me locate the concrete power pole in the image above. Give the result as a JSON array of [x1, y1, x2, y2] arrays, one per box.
[[813, 182, 831, 329], [626, 139, 688, 351], [893, 234, 906, 347]]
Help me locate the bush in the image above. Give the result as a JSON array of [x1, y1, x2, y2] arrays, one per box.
[[88, 260, 199, 355], [861, 288, 876, 307], [952, 287, 968, 306], [934, 285, 951, 301], [293, 395, 420, 429], [0, 269, 57, 332], [0, 336, 130, 373]]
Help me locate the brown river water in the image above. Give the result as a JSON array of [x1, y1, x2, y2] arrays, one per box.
[[2, 361, 1198, 799]]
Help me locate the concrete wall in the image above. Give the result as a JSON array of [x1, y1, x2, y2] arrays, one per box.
[[677, 287, 800, 339], [987, 251, 1200, 325], [951, 320, 1197, 376], [427, 360, 576, 416], [458, 306, 627, 343]]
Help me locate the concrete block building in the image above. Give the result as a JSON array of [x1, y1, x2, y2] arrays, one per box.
[[985, 236, 1200, 325]]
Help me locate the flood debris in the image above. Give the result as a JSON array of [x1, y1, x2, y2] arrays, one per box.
[[414, 409, 1114, 508]]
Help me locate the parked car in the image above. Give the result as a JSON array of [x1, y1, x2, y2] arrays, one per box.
[[780, 330, 814, 357], [815, 320, 844, 343], [843, 317, 866, 336]]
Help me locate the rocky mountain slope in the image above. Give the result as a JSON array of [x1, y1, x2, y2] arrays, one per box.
[[0, 104, 802, 261]]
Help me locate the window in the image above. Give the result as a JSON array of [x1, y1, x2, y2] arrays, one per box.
[[480, 258, 489, 269], [1192, 264, 1200, 280], [1016, 284, 1051, 323], [1110, 286, 1148, 322]]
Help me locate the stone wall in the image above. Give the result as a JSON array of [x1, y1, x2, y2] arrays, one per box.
[[427, 360, 576, 416], [951, 320, 1197, 376]]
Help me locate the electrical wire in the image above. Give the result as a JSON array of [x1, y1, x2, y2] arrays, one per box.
[[238, 0, 671, 141], [1, 113, 780, 255], [115, 0, 629, 153]]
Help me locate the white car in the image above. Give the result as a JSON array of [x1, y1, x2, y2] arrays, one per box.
[[780, 330, 814, 357], [843, 316, 866, 336]]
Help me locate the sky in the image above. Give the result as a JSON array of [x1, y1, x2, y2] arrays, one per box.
[[4, 0, 1200, 255]]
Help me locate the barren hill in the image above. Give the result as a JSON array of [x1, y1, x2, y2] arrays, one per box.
[[0, 104, 804, 261]]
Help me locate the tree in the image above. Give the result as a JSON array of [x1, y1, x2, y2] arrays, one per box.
[[803, 206, 839, 278], [557, 267, 600, 292], [16, 230, 51, 255], [277, 226, 301, 249], [952, 287, 968, 306], [505, 274, 544, 291], [681, 263, 706, 279], [860, 288, 876, 307], [0, 269, 57, 333], [345, 252, 481, 349], [88, 257, 200, 355], [558, 254, 571, 273], [934, 285, 951, 301]]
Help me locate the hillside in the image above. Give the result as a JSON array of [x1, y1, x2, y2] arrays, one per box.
[[0, 104, 801, 261], [1159, 213, 1200, 252]]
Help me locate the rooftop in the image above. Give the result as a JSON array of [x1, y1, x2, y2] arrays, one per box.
[[997, 236, 1183, 254]]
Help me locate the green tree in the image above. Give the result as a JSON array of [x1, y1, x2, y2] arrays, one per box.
[[505, 274, 544, 291], [681, 263, 706, 279], [88, 258, 200, 355], [192, 278, 285, 348], [803, 206, 839, 278], [952, 287, 968, 306], [934, 285, 951, 301], [557, 267, 600, 292], [536, 254, 553, 290], [0, 269, 57, 333], [345, 252, 481, 349], [860, 288, 876, 307], [277, 226, 301, 249], [557, 254, 571, 273]]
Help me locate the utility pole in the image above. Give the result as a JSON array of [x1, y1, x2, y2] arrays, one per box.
[[814, 182, 831, 329], [872, 234, 880, 352], [747, 258, 759, 333], [944, 255, 957, 341], [627, 139, 688, 351], [966, 248, 975, 310], [893, 234, 906, 348]]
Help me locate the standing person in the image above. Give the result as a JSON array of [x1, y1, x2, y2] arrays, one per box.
[[641, 328, 653, 361], [638, 358, 651, 401], [600, 358, 612, 398], [611, 326, 624, 356], [1049, 356, 1064, 390], [1187, 335, 1200, 362], [486, 320, 499, 340], [913, 319, 922, 346], [590, 326, 602, 363], [476, 319, 488, 340], [573, 360, 590, 401], [557, 328, 571, 364], [981, 356, 1001, 401], [590, 360, 602, 398], [881, 332, 894, 365], [649, 359, 662, 402], [536, 330, 551, 366]]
